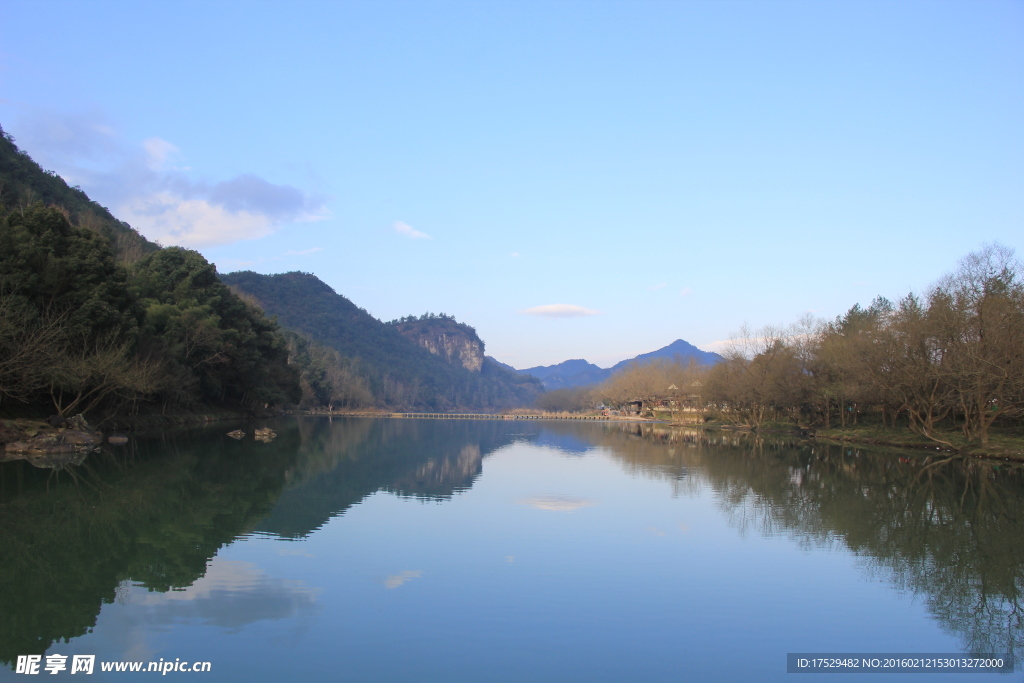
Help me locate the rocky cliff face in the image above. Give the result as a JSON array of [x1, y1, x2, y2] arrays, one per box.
[[391, 316, 484, 373]]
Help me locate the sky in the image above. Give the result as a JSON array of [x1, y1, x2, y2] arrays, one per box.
[[1, 0, 1021, 369]]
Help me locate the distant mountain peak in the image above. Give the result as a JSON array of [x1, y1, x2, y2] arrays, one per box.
[[514, 339, 722, 389]]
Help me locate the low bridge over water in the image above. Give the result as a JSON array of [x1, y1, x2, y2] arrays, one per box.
[[346, 412, 607, 421]]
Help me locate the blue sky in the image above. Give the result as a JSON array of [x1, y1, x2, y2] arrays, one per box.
[[2, 0, 1021, 368]]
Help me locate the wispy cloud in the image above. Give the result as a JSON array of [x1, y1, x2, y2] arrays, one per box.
[[519, 304, 601, 318], [700, 339, 734, 354], [285, 247, 323, 256], [518, 495, 596, 512], [648, 283, 667, 291], [511, 252, 521, 258], [5, 108, 330, 248], [384, 570, 423, 589], [393, 221, 431, 239], [679, 287, 693, 298]]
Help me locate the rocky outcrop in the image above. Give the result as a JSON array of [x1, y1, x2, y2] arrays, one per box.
[[417, 332, 484, 372], [391, 316, 485, 373], [0, 415, 101, 469]]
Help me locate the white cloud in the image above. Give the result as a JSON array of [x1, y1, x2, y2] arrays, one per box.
[[700, 329, 813, 357], [394, 221, 431, 239], [699, 339, 733, 353], [680, 287, 693, 297], [129, 559, 320, 631], [285, 247, 323, 256], [649, 283, 667, 291], [142, 137, 179, 171], [4, 109, 330, 249], [384, 570, 423, 589], [511, 252, 521, 258], [119, 193, 275, 247], [519, 304, 602, 318], [518, 495, 596, 512]]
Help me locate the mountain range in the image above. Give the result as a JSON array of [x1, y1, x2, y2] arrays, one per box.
[[220, 271, 543, 410], [517, 339, 724, 390], [3, 122, 717, 412]]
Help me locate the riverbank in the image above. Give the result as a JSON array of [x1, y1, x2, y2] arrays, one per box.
[[0, 407, 270, 456], [291, 409, 653, 422], [665, 419, 1024, 462], [812, 424, 1024, 462]]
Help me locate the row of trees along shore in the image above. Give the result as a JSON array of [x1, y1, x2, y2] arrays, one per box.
[[541, 245, 1024, 448]]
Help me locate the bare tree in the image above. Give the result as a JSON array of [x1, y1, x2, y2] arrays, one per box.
[[930, 245, 1024, 445]]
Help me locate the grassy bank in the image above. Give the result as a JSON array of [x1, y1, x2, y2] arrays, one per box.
[[813, 424, 1024, 461]]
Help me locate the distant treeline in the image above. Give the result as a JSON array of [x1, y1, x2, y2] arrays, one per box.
[[540, 245, 1024, 447]]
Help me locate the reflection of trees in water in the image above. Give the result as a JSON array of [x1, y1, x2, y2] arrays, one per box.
[[257, 418, 534, 538], [591, 423, 1024, 662], [0, 417, 535, 665], [4, 418, 1019, 668], [0, 424, 310, 665]]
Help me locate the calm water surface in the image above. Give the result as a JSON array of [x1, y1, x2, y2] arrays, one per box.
[[1, 417, 1021, 681]]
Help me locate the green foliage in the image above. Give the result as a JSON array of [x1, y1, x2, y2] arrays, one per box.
[[132, 248, 301, 408], [0, 204, 141, 344], [0, 125, 157, 263], [285, 332, 373, 409], [387, 314, 482, 361], [0, 204, 298, 415], [221, 271, 542, 410], [0, 205, 155, 414]]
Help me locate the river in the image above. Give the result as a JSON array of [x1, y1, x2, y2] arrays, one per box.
[[0, 417, 1020, 681]]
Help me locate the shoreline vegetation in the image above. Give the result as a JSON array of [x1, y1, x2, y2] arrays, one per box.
[[0, 127, 540, 425], [531, 245, 1024, 464], [1, 126, 1022, 465]]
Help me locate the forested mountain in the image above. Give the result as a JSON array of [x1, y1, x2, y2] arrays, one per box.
[[0, 128, 300, 418], [0, 125, 539, 417], [519, 359, 609, 390], [220, 271, 542, 410], [608, 339, 723, 372], [389, 314, 483, 372], [0, 125, 158, 264], [520, 339, 723, 389]]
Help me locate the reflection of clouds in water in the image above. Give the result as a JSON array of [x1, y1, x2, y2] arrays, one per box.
[[678, 523, 689, 533], [645, 526, 665, 536], [518, 495, 596, 512], [505, 556, 515, 563], [384, 570, 423, 589], [132, 560, 319, 632], [277, 547, 315, 558], [533, 432, 593, 455]]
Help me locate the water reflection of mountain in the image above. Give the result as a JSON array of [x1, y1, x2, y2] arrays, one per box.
[[0, 424, 309, 666], [531, 430, 594, 455], [0, 417, 561, 665], [4, 417, 1018, 670], [255, 418, 531, 538], [584, 422, 1024, 664]]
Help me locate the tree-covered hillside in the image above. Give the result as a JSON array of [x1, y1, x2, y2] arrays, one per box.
[[0, 129, 300, 418], [0, 124, 536, 418], [0, 125, 158, 264], [221, 271, 542, 410]]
